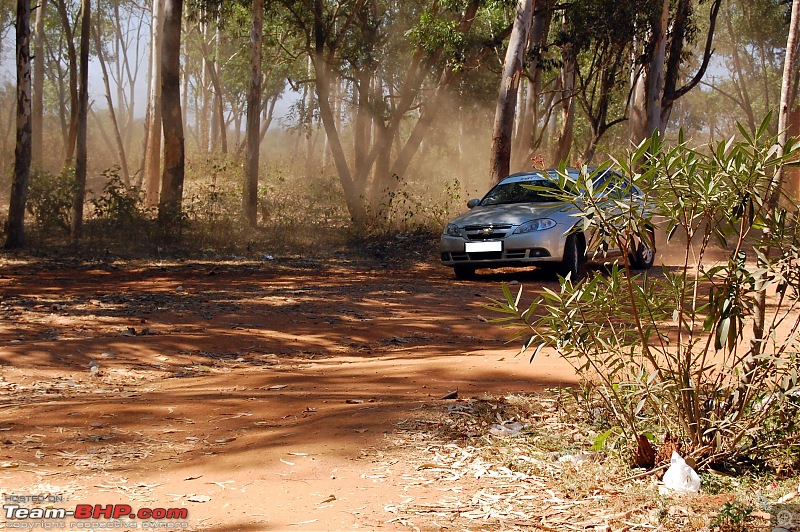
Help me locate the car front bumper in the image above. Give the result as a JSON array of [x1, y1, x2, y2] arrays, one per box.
[[440, 227, 567, 268]]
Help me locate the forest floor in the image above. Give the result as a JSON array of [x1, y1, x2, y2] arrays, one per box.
[[0, 239, 791, 531]]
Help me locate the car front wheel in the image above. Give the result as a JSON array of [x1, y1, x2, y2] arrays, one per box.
[[559, 233, 586, 281]]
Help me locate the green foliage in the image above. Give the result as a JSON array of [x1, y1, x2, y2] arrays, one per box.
[[89, 167, 149, 229], [405, 12, 463, 57], [488, 120, 800, 469], [708, 501, 754, 532], [26, 168, 76, 232]]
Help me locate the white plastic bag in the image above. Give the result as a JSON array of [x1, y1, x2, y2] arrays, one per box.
[[660, 451, 700, 494]]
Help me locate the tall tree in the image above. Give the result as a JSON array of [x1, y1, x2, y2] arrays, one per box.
[[31, 0, 45, 167], [92, 18, 130, 184], [629, 0, 722, 144], [5, 0, 32, 249], [489, 0, 534, 183], [144, 0, 164, 207], [158, 0, 184, 226], [291, 0, 510, 224], [629, 0, 668, 146], [243, 0, 263, 226], [750, 0, 799, 392], [553, 25, 576, 165], [512, 0, 554, 170], [774, 0, 799, 200], [55, 0, 78, 167], [70, 0, 89, 240]]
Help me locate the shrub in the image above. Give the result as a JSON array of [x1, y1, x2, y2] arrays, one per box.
[[26, 168, 76, 232], [89, 167, 149, 229], [489, 117, 800, 470]]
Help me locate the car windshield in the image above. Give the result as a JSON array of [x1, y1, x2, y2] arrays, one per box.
[[481, 178, 572, 206]]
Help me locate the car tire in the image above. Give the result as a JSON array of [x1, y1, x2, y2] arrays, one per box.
[[453, 265, 476, 280], [631, 227, 656, 270], [559, 233, 586, 281]]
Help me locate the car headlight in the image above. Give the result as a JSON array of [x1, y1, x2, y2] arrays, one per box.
[[444, 223, 461, 237], [513, 218, 556, 234]]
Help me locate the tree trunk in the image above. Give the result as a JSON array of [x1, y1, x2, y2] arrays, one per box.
[[158, 0, 184, 226], [313, 50, 365, 223], [630, 0, 668, 146], [204, 25, 227, 154], [5, 0, 32, 250], [144, 0, 164, 207], [55, 0, 77, 167], [660, 0, 722, 132], [489, 0, 533, 184], [69, 0, 89, 241], [774, 0, 799, 206], [516, 0, 553, 168], [243, 0, 263, 227], [32, 0, 45, 167], [554, 42, 576, 165], [93, 20, 130, 184], [199, 20, 210, 151], [750, 0, 799, 381]]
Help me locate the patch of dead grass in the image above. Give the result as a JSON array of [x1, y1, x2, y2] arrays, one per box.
[[386, 391, 798, 531]]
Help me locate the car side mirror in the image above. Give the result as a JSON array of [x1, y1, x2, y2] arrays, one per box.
[[467, 199, 480, 209]]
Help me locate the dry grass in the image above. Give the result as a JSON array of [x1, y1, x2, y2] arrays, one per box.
[[385, 391, 799, 531]]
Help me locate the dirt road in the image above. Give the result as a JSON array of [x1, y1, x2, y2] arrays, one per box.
[[0, 256, 577, 530]]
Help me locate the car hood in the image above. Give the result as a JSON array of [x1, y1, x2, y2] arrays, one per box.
[[449, 202, 572, 227]]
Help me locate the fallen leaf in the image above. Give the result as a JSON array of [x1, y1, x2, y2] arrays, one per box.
[[280, 458, 295, 466], [187, 495, 211, 503]]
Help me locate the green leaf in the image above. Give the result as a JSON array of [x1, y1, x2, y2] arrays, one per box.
[[591, 427, 617, 451]]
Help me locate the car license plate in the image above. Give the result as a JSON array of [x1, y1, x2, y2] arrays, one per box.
[[465, 241, 502, 252]]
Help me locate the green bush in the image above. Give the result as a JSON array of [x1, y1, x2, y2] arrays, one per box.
[[89, 167, 150, 228], [489, 117, 800, 470], [26, 168, 76, 232]]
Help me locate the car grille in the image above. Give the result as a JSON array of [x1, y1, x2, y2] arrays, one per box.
[[464, 224, 513, 241], [443, 248, 551, 262]]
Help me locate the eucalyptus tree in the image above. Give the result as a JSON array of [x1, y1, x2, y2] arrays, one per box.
[[54, 0, 78, 167], [279, 0, 512, 225], [568, 0, 651, 162], [91, 0, 150, 186], [512, 0, 555, 170], [68, 0, 89, 240], [5, 0, 32, 249], [243, 0, 263, 226], [144, 0, 164, 206], [629, 0, 722, 145], [489, 0, 533, 184], [32, 0, 45, 166], [157, 0, 185, 226]]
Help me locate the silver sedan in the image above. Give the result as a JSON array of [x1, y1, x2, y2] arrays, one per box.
[[440, 169, 655, 279]]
